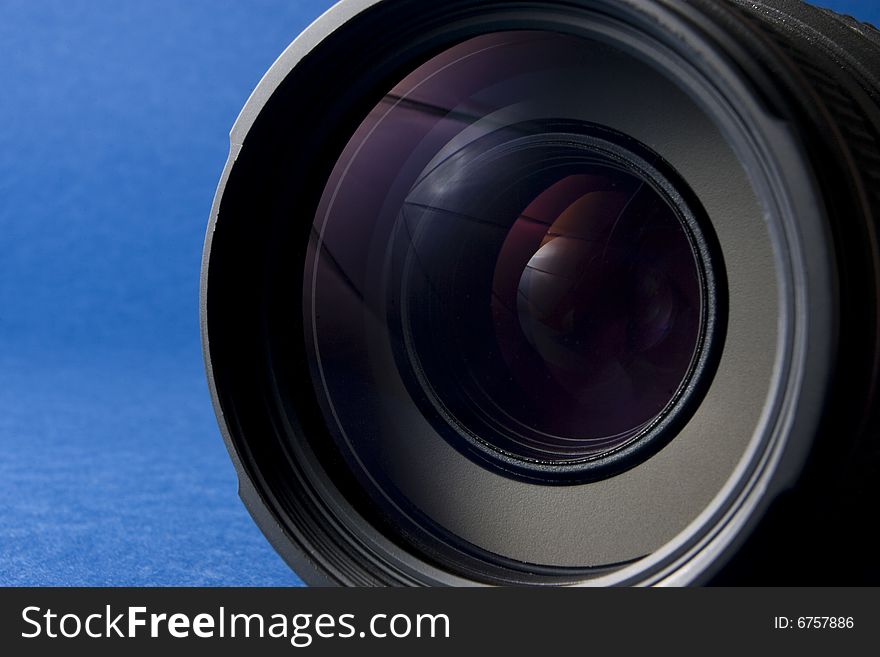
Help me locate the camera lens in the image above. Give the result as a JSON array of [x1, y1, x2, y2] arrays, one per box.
[[204, 0, 880, 585]]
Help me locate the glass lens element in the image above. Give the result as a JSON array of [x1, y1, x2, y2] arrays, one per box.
[[396, 129, 703, 461]]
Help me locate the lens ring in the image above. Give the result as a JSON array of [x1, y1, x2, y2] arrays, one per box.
[[390, 120, 725, 483], [302, 26, 769, 571]]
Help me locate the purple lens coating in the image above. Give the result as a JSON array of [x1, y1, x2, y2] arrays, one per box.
[[488, 169, 703, 456], [307, 32, 706, 466]]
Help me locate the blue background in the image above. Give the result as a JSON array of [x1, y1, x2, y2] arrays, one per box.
[[0, 0, 876, 586]]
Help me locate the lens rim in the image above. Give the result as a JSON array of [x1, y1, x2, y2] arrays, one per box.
[[384, 119, 727, 484], [300, 23, 777, 573]]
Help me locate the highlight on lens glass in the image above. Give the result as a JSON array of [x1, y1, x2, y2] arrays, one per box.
[[202, 0, 880, 585]]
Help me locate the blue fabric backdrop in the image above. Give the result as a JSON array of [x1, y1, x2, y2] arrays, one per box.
[[0, 0, 876, 585]]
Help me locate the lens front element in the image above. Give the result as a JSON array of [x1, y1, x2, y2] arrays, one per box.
[[307, 32, 721, 484]]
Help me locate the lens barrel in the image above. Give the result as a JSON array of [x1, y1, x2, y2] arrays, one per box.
[[203, 0, 880, 585]]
